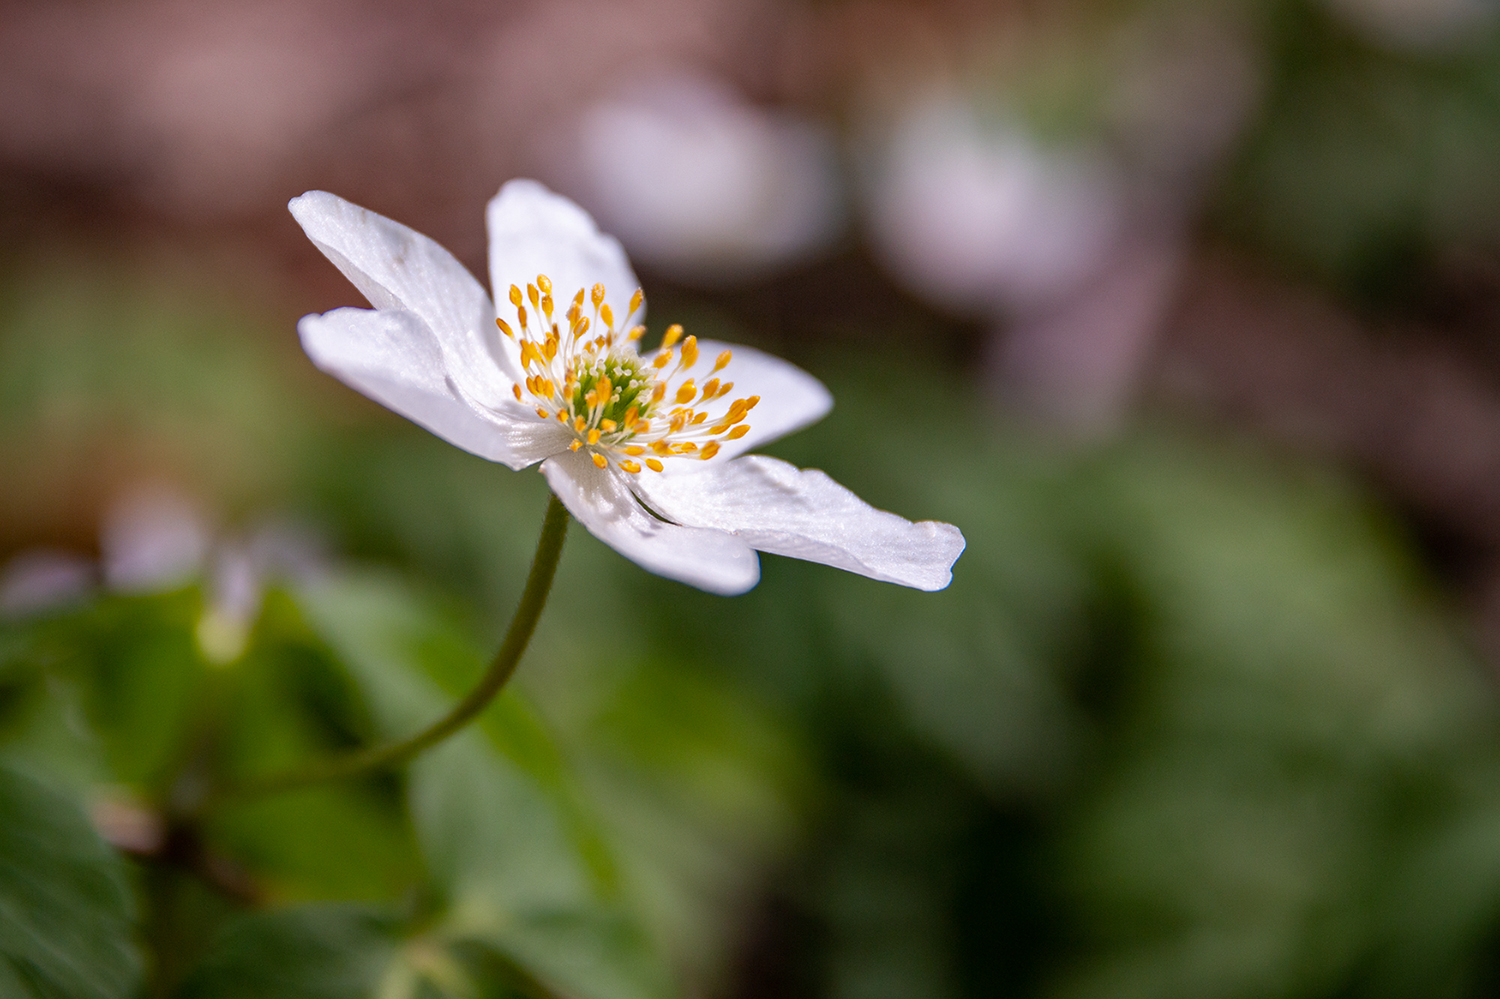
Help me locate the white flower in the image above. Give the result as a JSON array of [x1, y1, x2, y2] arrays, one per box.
[[290, 180, 964, 595]]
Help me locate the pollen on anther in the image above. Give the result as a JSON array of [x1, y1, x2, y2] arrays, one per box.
[[587, 429, 601, 445], [591, 284, 605, 308], [661, 324, 683, 350], [512, 384, 522, 400], [496, 317, 514, 338], [727, 425, 750, 439], [629, 289, 643, 314], [619, 460, 642, 474], [699, 441, 721, 460], [569, 440, 582, 452], [675, 380, 696, 404], [713, 350, 732, 373], [646, 458, 664, 472], [591, 452, 608, 469], [538, 274, 552, 295], [509, 285, 524, 308]]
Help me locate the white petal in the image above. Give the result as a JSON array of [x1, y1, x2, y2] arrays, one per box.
[[300, 308, 570, 469], [637, 455, 965, 590], [653, 339, 832, 469], [289, 191, 518, 406], [487, 180, 641, 329], [541, 450, 760, 595]]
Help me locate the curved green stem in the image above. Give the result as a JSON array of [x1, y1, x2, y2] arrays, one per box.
[[213, 493, 569, 806]]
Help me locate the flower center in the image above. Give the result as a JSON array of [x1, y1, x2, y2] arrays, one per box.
[[498, 275, 758, 474]]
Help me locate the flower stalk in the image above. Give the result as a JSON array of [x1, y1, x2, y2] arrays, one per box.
[[208, 494, 569, 807]]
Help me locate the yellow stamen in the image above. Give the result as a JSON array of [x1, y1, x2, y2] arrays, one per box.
[[496, 317, 514, 338], [726, 425, 750, 439], [624, 406, 639, 429], [572, 288, 586, 308], [592, 452, 608, 469], [624, 445, 645, 456], [619, 460, 642, 474], [700, 378, 719, 400], [699, 441, 720, 460], [628, 326, 646, 341], [600, 419, 617, 432], [600, 303, 614, 329], [512, 384, 522, 400], [691, 412, 708, 425], [629, 288, 643, 315], [653, 351, 673, 369], [535, 408, 549, 419], [713, 350, 731, 373], [509, 285, 523, 308], [651, 383, 667, 402], [651, 441, 673, 455], [646, 458, 664, 472], [591, 284, 605, 309], [661, 324, 683, 350], [587, 429, 601, 445], [574, 416, 587, 432], [675, 380, 696, 404], [527, 284, 540, 310], [538, 274, 552, 295], [680, 336, 698, 369], [542, 295, 554, 320], [569, 440, 582, 452]]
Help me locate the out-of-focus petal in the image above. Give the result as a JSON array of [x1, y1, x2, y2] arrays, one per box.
[[541, 450, 759, 595], [289, 191, 518, 404], [300, 307, 569, 469], [652, 339, 832, 470], [638, 455, 965, 591], [487, 179, 641, 328]]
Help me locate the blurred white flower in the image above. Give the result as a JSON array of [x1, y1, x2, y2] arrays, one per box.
[[101, 484, 210, 593], [0, 550, 94, 618], [865, 95, 1123, 314], [563, 72, 842, 282], [291, 181, 963, 594]]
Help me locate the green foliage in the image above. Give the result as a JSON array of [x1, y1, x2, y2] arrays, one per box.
[[0, 761, 141, 999], [175, 906, 401, 999]]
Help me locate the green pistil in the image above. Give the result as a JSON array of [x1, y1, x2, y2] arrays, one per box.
[[572, 355, 653, 426]]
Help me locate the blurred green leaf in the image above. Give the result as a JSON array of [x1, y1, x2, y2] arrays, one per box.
[[174, 905, 401, 999], [0, 761, 141, 999], [294, 573, 674, 999]]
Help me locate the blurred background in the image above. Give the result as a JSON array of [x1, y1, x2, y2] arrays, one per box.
[[9, 0, 1500, 996]]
